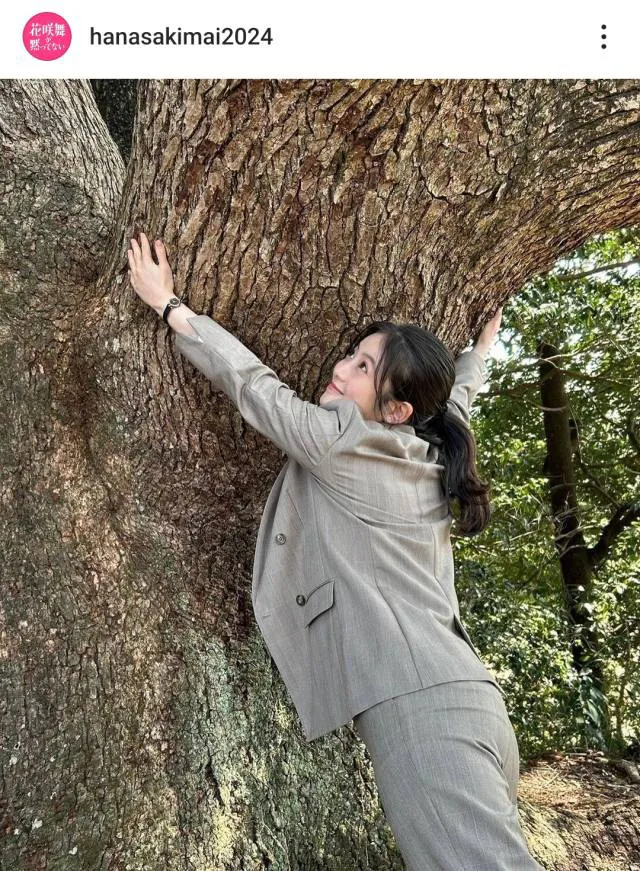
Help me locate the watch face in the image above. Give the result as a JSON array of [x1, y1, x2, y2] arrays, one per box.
[[169, 297, 181, 307]]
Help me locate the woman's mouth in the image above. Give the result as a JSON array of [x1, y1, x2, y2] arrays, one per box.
[[327, 382, 342, 394]]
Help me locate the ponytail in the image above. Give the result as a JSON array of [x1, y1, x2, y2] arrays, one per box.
[[414, 406, 491, 535], [345, 318, 491, 534]]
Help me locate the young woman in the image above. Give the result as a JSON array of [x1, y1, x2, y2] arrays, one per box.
[[128, 233, 542, 870]]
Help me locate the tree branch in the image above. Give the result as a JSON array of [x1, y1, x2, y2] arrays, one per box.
[[556, 258, 640, 281], [588, 502, 640, 569]]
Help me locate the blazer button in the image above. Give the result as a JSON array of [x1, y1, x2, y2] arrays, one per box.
[[275, 533, 287, 544], [296, 594, 306, 606]]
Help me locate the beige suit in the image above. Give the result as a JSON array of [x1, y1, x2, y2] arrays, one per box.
[[174, 316, 504, 743]]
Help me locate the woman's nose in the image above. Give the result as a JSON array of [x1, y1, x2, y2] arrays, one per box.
[[333, 359, 348, 383]]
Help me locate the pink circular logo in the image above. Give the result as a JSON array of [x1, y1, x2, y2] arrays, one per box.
[[23, 12, 72, 61]]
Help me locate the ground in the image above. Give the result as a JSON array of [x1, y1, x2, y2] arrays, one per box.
[[518, 749, 640, 870]]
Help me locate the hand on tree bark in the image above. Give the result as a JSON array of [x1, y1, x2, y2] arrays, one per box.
[[473, 308, 503, 358], [127, 232, 175, 315]]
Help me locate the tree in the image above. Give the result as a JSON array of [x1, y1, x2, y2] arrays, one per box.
[[3, 78, 640, 869], [538, 335, 639, 750], [538, 338, 614, 745], [458, 231, 640, 760]]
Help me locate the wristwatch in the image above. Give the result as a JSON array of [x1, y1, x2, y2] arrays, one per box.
[[162, 296, 182, 323]]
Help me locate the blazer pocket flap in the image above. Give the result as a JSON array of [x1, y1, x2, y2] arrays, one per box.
[[304, 579, 335, 627]]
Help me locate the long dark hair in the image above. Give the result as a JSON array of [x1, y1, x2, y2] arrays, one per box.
[[346, 320, 491, 535]]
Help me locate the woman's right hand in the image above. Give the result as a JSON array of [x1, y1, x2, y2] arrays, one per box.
[[473, 307, 503, 358], [128, 233, 176, 316]]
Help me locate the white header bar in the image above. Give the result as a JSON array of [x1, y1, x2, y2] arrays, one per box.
[[2, 1, 638, 78]]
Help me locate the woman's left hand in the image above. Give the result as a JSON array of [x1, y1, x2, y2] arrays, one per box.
[[127, 232, 175, 314], [474, 307, 503, 357]]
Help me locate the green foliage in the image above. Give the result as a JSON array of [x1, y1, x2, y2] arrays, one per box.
[[455, 227, 640, 758]]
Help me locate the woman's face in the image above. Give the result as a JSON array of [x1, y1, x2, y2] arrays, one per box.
[[318, 332, 389, 422]]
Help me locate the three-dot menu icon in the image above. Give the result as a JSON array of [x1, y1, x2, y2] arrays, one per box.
[[601, 24, 607, 49]]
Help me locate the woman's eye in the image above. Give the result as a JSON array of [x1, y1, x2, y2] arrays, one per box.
[[346, 349, 367, 372]]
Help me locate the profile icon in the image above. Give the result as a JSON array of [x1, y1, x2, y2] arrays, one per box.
[[23, 12, 72, 61]]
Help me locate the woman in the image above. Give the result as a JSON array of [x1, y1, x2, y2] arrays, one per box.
[[128, 233, 542, 870]]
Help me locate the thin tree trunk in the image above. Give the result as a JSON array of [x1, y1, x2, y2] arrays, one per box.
[[538, 340, 612, 748]]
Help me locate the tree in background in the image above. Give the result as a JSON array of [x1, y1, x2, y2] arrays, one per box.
[[458, 227, 640, 758]]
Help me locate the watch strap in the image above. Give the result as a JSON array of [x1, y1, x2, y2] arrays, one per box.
[[162, 296, 182, 323]]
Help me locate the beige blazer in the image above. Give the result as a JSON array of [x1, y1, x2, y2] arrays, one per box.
[[175, 316, 504, 742]]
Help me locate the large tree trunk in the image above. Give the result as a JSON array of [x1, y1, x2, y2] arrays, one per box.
[[3, 78, 640, 869]]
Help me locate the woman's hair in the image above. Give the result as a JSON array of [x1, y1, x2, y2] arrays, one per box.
[[346, 320, 491, 535]]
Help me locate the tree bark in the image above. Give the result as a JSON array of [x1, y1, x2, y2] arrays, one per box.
[[3, 78, 640, 869]]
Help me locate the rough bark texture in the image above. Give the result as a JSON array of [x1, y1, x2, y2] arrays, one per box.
[[3, 78, 640, 869]]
